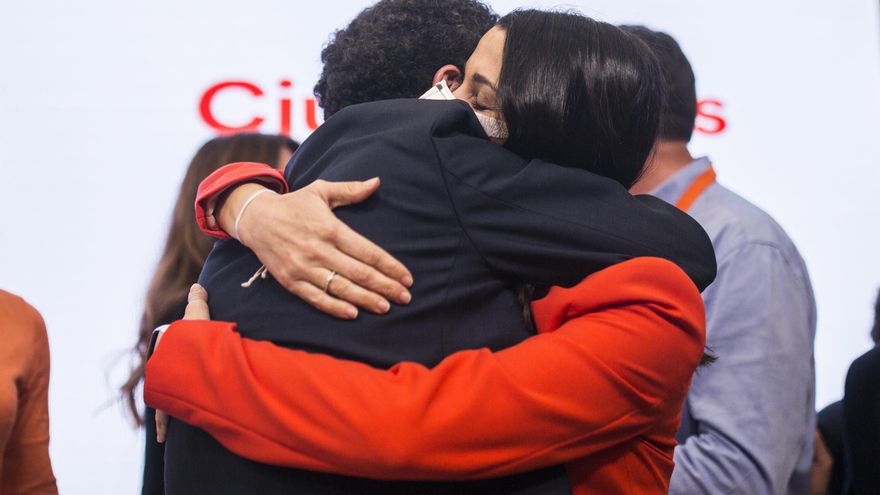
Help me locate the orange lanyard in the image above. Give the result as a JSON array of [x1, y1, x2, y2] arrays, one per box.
[[675, 165, 716, 212]]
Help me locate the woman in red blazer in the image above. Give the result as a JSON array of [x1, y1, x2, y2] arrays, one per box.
[[146, 256, 705, 495]]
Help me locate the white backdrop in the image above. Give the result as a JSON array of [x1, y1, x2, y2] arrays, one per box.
[[1, 1, 878, 493]]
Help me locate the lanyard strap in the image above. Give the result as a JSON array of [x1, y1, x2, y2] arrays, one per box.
[[675, 165, 717, 212]]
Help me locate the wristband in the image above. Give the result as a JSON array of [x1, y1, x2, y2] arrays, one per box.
[[232, 189, 274, 240]]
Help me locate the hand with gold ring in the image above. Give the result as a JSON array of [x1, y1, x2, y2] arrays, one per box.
[[214, 178, 413, 320]]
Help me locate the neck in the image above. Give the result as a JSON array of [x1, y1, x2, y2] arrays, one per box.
[[629, 141, 694, 195]]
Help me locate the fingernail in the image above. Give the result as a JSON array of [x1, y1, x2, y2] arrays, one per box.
[[377, 299, 391, 313], [401, 275, 414, 287], [188, 284, 200, 302], [367, 177, 380, 186], [399, 291, 412, 304], [346, 307, 358, 319]]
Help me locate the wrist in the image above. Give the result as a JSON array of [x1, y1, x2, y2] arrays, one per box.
[[236, 189, 278, 247], [216, 183, 271, 236]]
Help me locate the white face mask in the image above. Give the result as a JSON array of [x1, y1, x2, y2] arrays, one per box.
[[419, 80, 509, 141], [473, 112, 508, 141]]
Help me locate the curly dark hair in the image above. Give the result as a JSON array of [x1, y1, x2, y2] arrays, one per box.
[[314, 0, 497, 118]]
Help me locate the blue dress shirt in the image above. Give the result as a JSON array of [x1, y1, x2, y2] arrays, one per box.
[[654, 157, 817, 495]]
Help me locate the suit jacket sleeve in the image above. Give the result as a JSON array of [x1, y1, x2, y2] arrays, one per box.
[[427, 107, 716, 291], [669, 243, 816, 495], [143, 258, 706, 480], [195, 101, 716, 288]]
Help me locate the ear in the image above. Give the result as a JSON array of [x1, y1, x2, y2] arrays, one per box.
[[432, 65, 463, 91]]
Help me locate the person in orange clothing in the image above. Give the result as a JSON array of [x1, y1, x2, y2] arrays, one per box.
[[0, 291, 57, 494], [146, 256, 706, 495]]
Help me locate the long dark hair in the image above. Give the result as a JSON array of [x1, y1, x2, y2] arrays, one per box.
[[494, 12, 718, 366], [121, 133, 297, 425], [494, 10, 664, 324], [495, 10, 664, 189]]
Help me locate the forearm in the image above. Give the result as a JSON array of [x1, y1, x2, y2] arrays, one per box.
[[671, 382, 813, 495], [145, 259, 705, 479], [1, 331, 57, 494], [670, 430, 776, 494], [671, 364, 812, 492], [671, 243, 815, 494], [437, 142, 717, 290], [1, 398, 56, 495], [147, 324, 669, 479]]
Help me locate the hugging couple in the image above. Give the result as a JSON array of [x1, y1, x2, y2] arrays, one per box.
[[143, 2, 717, 494]]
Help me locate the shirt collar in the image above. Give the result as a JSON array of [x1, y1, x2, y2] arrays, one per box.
[[650, 156, 712, 204]]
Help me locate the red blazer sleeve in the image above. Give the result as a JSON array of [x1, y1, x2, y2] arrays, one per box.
[[144, 257, 705, 480], [196, 162, 289, 239]]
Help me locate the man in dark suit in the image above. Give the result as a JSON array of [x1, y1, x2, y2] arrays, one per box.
[[142, 2, 498, 494]]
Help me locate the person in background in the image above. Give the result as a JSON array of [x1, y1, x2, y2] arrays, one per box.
[[813, 289, 880, 495], [841, 293, 880, 495], [120, 133, 297, 495], [623, 25, 817, 495], [0, 291, 57, 494]]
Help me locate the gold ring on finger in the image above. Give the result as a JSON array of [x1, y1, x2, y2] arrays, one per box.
[[323, 270, 338, 294]]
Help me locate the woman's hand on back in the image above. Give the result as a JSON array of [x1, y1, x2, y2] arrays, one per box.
[[223, 178, 413, 320]]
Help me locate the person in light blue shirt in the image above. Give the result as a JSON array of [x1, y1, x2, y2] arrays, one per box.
[[623, 26, 817, 494]]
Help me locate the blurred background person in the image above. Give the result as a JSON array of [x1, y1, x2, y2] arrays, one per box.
[[624, 26, 817, 495], [0, 291, 57, 494], [841, 293, 880, 495], [119, 133, 297, 495], [813, 288, 880, 495]]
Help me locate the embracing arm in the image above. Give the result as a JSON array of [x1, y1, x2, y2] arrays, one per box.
[[144, 258, 705, 480], [430, 122, 717, 291], [193, 162, 413, 318], [194, 108, 717, 305]]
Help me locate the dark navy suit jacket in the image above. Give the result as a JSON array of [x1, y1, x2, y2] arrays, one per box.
[[163, 99, 716, 494]]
